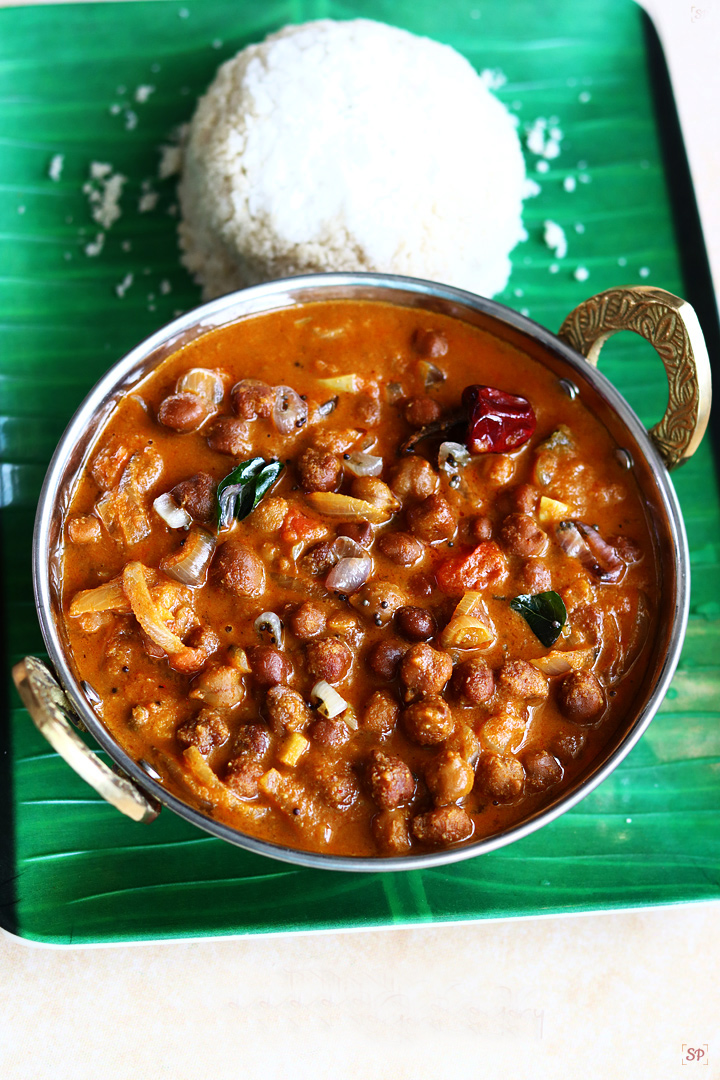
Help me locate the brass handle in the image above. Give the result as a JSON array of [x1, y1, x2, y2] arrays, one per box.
[[558, 286, 711, 470], [12, 657, 160, 824]]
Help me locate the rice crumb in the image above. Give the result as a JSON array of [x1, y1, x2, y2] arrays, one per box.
[[139, 179, 159, 212], [84, 233, 105, 257], [134, 84, 155, 103], [83, 164, 126, 229], [543, 220, 567, 259], [115, 273, 134, 298], [525, 117, 563, 160], [479, 68, 507, 91], [48, 154, 64, 181], [158, 134, 186, 179]]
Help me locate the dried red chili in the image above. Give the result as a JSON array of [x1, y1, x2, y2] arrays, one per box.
[[462, 384, 536, 454]]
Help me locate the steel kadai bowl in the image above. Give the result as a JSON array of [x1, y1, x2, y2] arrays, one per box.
[[15, 273, 712, 872]]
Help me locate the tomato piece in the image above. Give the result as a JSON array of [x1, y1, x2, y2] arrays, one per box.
[[435, 541, 508, 594], [462, 385, 536, 454], [280, 505, 327, 545]]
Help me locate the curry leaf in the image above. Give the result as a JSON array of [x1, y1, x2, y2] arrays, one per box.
[[216, 457, 284, 531], [509, 591, 567, 647]]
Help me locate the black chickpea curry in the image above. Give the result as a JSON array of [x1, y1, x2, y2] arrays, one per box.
[[60, 301, 657, 856]]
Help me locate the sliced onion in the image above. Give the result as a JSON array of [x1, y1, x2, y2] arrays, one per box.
[[177, 367, 224, 405], [555, 521, 590, 562], [70, 580, 126, 616], [304, 491, 391, 524], [94, 490, 116, 529], [556, 521, 624, 583], [317, 396, 338, 417], [227, 645, 252, 673], [310, 680, 348, 719], [326, 555, 372, 595], [359, 433, 378, 452], [343, 452, 384, 478], [122, 561, 186, 655], [531, 648, 595, 676], [350, 478, 400, 515], [418, 360, 446, 388], [452, 591, 485, 618], [183, 745, 222, 789], [273, 385, 308, 434], [342, 707, 359, 731], [161, 527, 216, 587], [440, 591, 495, 649], [386, 382, 404, 402], [440, 615, 494, 650], [254, 611, 283, 647], [153, 492, 192, 529], [439, 441, 471, 473], [576, 523, 625, 582], [69, 567, 159, 616], [332, 536, 368, 561]]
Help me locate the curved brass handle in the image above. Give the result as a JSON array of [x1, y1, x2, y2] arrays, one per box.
[[558, 286, 711, 470], [12, 657, 160, 824]]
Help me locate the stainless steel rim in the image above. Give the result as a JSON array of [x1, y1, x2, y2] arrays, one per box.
[[32, 271, 690, 872]]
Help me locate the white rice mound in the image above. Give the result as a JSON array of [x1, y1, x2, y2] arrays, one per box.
[[178, 19, 527, 300]]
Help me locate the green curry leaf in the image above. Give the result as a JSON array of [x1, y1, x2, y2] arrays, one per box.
[[216, 457, 284, 531], [509, 591, 567, 647]]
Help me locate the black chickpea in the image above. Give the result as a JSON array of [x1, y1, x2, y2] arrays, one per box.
[[521, 749, 564, 793], [157, 393, 208, 432], [557, 670, 605, 723], [451, 658, 495, 704], [425, 749, 475, 804], [395, 605, 436, 642], [402, 697, 455, 745], [306, 638, 352, 684], [231, 378, 275, 419], [367, 640, 407, 680], [403, 395, 441, 428], [411, 328, 448, 358], [400, 643, 453, 696], [205, 416, 251, 455], [377, 531, 423, 566], [406, 493, 456, 543], [249, 647, 293, 688]]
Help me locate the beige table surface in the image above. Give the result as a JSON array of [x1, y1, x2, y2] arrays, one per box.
[[1, 1, 719, 1077]]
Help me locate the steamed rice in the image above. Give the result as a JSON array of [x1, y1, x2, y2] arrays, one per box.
[[178, 19, 527, 299]]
